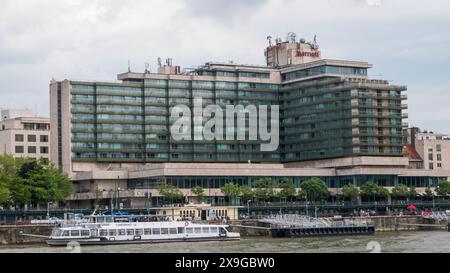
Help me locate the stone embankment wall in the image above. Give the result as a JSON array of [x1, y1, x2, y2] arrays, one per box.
[[230, 216, 448, 236], [0, 225, 52, 245]]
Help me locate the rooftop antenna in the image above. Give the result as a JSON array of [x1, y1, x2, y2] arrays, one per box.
[[267, 35, 273, 47], [128, 60, 131, 72], [287, 32, 297, 43], [157, 57, 162, 68], [145, 63, 150, 73]]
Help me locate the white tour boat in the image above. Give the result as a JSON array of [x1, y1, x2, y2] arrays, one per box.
[[44, 214, 240, 246]]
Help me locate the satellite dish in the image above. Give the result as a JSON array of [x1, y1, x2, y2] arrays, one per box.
[[300, 38, 306, 43]]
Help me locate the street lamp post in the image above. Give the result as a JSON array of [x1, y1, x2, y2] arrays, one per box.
[[117, 187, 121, 210], [305, 193, 308, 216], [247, 200, 251, 218], [46, 202, 53, 220]]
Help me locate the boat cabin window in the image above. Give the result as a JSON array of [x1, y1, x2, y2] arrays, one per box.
[[115, 217, 129, 223], [144, 229, 152, 235], [71, 230, 80, 237], [152, 228, 161, 235], [63, 230, 70, 237], [118, 229, 126, 236], [109, 230, 117, 236], [219, 228, 227, 234], [96, 217, 105, 223], [100, 230, 108, 236], [186, 228, 193, 234], [194, 227, 202, 234], [135, 229, 143, 236], [161, 228, 169, 235], [81, 230, 90, 237], [210, 227, 218, 233], [202, 227, 209, 233], [169, 228, 177, 235], [177, 227, 184, 234], [127, 229, 134, 236]]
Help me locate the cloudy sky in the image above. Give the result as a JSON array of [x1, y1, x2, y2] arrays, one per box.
[[1, 0, 449, 133]]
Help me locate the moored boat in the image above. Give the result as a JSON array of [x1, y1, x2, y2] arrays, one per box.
[[45, 214, 240, 246]]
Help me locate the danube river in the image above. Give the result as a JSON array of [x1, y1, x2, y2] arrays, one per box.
[[0, 231, 449, 253]]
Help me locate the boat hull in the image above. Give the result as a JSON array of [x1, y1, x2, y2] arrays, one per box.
[[47, 236, 240, 247]]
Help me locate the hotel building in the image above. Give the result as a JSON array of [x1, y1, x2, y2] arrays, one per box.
[[50, 35, 450, 209]]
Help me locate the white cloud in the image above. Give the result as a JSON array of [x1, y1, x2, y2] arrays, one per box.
[[0, 0, 449, 133]]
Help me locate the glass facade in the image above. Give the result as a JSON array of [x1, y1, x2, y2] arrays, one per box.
[[71, 79, 280, 163], [280, 75, 407, 162], [127, 175, 445, 190], [69, 63, 406, 163]]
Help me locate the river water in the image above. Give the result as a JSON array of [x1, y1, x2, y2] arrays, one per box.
[[1, 231, 449, 253]]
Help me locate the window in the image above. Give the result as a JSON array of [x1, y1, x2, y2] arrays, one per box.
[[135, 229, 143, 236], [152, 228, 161, 235], [40, 147, 49, 154], [194, 227, 202, 234], [210, 227, 218, 233], [177, 227, 184, 234], [28, 135, 36, 142], [186, 228, 193, 234], [100, 230, 108, 236], [202, 227, 209, 233], [71, 230, 80, 237], [144, 229, 152, 235], [24, 123, 34, 130], [437, 144, 442, 152], [429, 163, 434, 170], [109, 230, 117, 236], [63, 230, 70, 237], [437, 154, 442, 161], [15, 134, 24, 142], [169, 228, 177, 235], [81, 230, 90, 237], [437, 163, 442, 168], [126, 229, 134, 236], [40, 135, 49, 142], [28, 146, 36, 154], [15, 146, 24, 153], [118, 229, 126, 236], [428, 153, 433, 161], [161, 228, 169, 235], [36, 123, 49, 130]]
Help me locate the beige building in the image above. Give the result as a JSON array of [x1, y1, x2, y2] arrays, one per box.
[[0, 109, 50, 160], [414, 130, 450, 170]]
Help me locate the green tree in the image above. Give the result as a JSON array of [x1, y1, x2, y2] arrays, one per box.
[[0, 155, 29, 207], [221, 182, 241, 205], [252, 178, 274, 202], [342, 184, 359, 203], [391, 184, 409, 200], [0, 156, 72, 208], [0, 183, 10, 205], [436, 181, 450, 197], [240, 185, 254, 202], [158, 184, 184, 204], [425, 187, 434, 199], [27, 159, 72, 205], [408, 186, 417, 200], [378, 187, 390, 200], [277, 178, 297, 201], [300, 178, 330, 203], [191, 185, 205, 203], [360, 182, 389, 202]]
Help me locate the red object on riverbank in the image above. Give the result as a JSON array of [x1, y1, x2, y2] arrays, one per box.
[[407, 205, 417, 210]]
